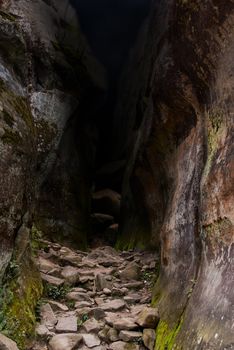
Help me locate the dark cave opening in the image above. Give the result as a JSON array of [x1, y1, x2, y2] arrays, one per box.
[[35, 0, 151, 249], [70, 0, 151, 165], [68, 0, 151, 246]]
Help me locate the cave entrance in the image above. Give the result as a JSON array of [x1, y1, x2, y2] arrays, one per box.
[[36, 0, 151, 249], [69, 0, 151, 247]]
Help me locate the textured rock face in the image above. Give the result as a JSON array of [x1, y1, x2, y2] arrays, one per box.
[[0, 0, 105, 346], [0, 0, 105, 274], [0, 0, 233, 349], [117, 0, 234, 348]]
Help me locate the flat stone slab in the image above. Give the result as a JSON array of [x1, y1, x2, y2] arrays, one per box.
[[41, 273, 65, 286], [55, 316, 77, 333], [49, 334, 82, 350], [48, 300, 69, 312], [122, 282, 144, 289], [124, 294, 142, 304], [66, 291, 92, 302], [105, 313, 138, 331], [75, 301, 93, 308], [112, 318, 138, 331], [82, 334, 101, 348], [119, 330, 143, 342], [82, 318, 103, 333], [109, 341, 140, 350], [99, 299, 125, 311]]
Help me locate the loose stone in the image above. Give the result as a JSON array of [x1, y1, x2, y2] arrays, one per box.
[[82, 334, 101, 348], [48, 334, 82, 350], [40, 303, 57, 328], [119, 330, 143, 342], [143, 329, 156, 350], [55, 316, 78, 333], [109, 341, 140, 350], [0, 333, 20, 350], [136, 307, 159, 328]]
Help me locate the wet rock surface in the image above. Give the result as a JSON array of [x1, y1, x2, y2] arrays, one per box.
[[30, 240, 159, 349]]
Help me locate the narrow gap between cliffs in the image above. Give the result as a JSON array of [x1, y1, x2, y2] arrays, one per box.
[[69, 0, 151, 248]]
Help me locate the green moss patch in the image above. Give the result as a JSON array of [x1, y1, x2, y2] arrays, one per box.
[[203, 106, 225, 177], [0, 244, 42, 349], [155, 318, 183, 350]]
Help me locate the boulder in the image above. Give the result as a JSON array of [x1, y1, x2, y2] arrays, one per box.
[[61, 266, 80, 285], [107, 328, 119, 342], [119, 262, 141, 281], [136, 308, 159, 328], [92, 189, 121, 219]]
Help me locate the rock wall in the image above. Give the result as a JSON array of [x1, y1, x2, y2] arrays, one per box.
[[0, 0, 105, 346], [117, 0, 234, 348]]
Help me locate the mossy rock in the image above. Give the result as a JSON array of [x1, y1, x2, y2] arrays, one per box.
[[0, 227, 43, 349], [154, 318, 183, 350]]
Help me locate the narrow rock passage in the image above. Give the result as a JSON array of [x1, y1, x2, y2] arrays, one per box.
[[32, 240, 159, 350]]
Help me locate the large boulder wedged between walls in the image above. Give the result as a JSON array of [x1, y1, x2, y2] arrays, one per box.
[[92, 189, 121, 220], [117, 0, 234, 348]]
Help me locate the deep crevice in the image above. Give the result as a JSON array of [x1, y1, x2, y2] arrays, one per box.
[[68, 0, 152, 247]]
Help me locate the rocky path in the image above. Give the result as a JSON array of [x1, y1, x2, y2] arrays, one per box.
[[31, 241, 159, 350]]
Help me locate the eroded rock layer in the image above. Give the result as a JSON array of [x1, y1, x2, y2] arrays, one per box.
[[117, 0, 234, 348]]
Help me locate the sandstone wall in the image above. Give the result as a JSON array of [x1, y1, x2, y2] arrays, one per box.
[[118, 0, 234, 348], [0, 0, 105, 346]]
